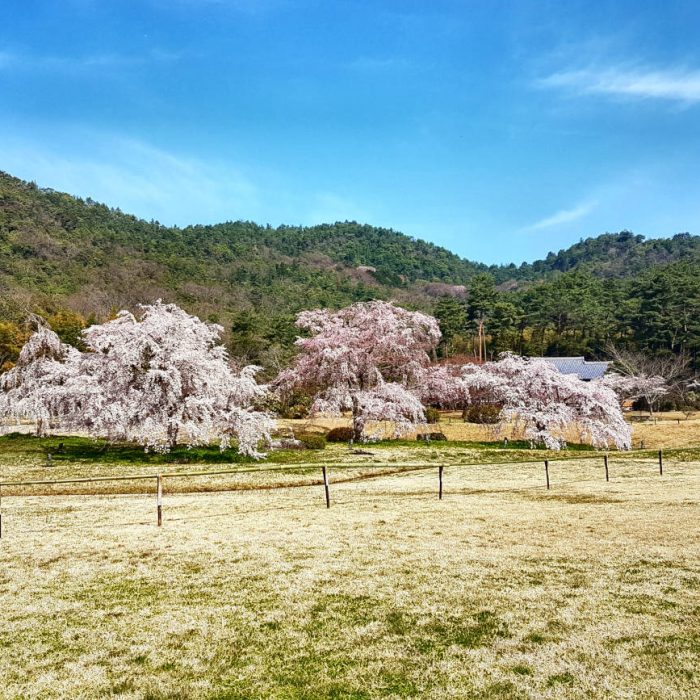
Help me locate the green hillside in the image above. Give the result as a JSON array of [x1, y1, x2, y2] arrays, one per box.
[[1, 170, 699, 371], [0, 170, 484, 318], [515, 230, 700, 280]]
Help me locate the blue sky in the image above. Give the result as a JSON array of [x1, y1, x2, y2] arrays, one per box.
[[1, 1, 699, 264]]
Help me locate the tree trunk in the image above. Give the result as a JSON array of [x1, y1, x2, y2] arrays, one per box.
[[351, 396, 363, 441], [35, 417, 48, 438], [167, 422, 179, 451]]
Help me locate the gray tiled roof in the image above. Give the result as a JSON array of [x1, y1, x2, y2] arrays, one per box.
[[539, 356, 609, 381]]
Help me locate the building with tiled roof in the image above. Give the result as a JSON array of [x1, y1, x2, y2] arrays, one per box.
[[539, 356, 609, 381]]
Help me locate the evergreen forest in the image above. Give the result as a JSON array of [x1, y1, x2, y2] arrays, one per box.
[[1, 170, 699, 374]]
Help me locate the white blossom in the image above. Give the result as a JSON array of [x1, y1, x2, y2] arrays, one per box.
[[0, 302, 274, 457], [276, 300, 441, 440]]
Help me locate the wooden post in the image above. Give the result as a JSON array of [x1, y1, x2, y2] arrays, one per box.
[[322, 466, 330, 508], [544, 460, 550, 490], [439, 465, 444, 500], [604, 455, 609, 482], [156, 474, 163, 526], [658, 450, 663, 476]]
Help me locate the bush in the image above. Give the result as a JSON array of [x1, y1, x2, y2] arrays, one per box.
[[277, 392, 312, 419], [297, 433, 326, 450], [465, 403, 501, 424], [326, 426, 355, 442], [416, 432, 447, 442], [425, 407, 441, 424], [284, 404, 311, 419]]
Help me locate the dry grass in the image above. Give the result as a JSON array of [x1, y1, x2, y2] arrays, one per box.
[[281, 413, 501, 443], [626, 413, 700, 449], [1, 457, 698, 699], [282, 411, 700, 449]]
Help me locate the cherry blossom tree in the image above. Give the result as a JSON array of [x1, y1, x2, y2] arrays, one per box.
[[419, 364, 465, 409], [0, 322, 81, 436], [0, 302, 275, 457], [598, 372, 668, 416], [484, 354, 631, 450], [275, 300, 441, 440], [420, 361, 501, 417], [422, 354, 631, 450]]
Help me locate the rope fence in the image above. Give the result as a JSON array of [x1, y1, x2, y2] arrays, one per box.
[[0, 448, 696, 538]]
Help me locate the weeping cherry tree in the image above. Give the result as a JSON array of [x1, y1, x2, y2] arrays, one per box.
[[423, 354, 631, 450], [0, 301, 274, 457], [275, 300, 441, 440], [0, 322, 81, 437]]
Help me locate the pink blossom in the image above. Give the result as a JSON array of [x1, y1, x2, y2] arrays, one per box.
[[276, 300, 441, 439], [0, 302, 274, 457], [477, 354, 631, 450]]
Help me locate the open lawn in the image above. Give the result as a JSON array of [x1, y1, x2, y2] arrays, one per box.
[[0, 448, 698, 698]]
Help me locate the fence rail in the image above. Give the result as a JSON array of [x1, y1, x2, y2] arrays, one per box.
[[2, 446, 693, 489], [0, 448, 696, 538]]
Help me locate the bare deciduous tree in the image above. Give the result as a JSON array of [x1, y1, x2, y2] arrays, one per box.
[[604, 344, 690, 416]]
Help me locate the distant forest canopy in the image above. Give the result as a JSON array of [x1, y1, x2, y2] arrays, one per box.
[[1, 170, 699, 373]]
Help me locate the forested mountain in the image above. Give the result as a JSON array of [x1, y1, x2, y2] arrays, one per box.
[[514, 230, 700, 281], [0, 171, 478, 316], [1, 170, 699, 372]]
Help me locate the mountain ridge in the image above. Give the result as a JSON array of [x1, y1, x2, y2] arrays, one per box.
[[3, 170, 698, 297], [2, 169, 699, 370]]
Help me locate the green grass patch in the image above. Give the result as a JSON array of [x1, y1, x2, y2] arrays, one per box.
[[546, 672, 575, 687], [510, 664, 533, 676], [0, 432, 260, 465]]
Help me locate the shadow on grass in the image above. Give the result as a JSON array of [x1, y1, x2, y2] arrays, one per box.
[[0, 432, 258, 465]]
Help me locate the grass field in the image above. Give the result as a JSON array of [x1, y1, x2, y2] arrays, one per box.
[[1, 445, 699, 698], [281, 411, 700, 449]]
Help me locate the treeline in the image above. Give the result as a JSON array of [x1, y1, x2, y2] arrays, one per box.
[[513, 230, 700, 281], [435, 265, 700, 368], [1, 170, 699, 373]]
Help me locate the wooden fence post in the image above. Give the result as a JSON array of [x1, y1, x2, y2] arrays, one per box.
[[156, 475, 163, 526], [604, 455, 609, 482], [544, 460, 550, 490], [439, 465, 444, 500], [658, 450, 663, 476], [322, 467, 330, 508]]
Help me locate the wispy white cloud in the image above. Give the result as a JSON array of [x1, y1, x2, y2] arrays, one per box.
[[0, 48, 180, 75], [538, 64, 700, 104], [0, 131, 260, 226], [522, 201, 597, 232]]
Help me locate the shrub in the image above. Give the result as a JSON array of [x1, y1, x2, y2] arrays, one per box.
[[465, 403, 501, 424], [416, 432, 447, 442], [277, 392, 312, 419], [326, 426, 355, 442], [425, 407, 441, 424], [270, 436, 304, 450], [297, 433, 326, 450], [284, 403, 311, 419]]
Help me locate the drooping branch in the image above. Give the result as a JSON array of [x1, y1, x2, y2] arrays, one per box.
[[0, 302, 275, 456], [275, 301, 441, 440]]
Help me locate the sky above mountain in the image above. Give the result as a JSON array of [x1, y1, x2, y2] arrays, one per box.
[[1, 1, 699, 264]]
